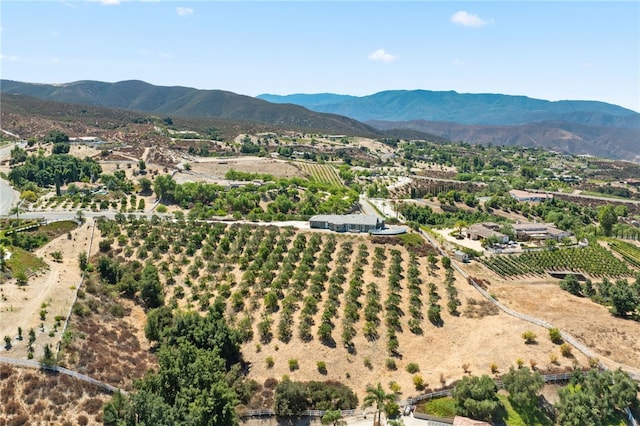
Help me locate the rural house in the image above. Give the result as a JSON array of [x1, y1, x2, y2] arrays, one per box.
[[309, 214, 384, 233]]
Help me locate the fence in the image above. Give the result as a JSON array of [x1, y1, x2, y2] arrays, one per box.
[[0, 356, 124, 394], [241, 408, 357, 419], [56, 219, 96, 355], [419, 228, 639, 425]]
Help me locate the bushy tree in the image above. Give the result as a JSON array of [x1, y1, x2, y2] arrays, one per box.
[[556, 369, 638, 426], [502, 366, 544, 407], [609, 279, 639, 317], [452, 375, 500, 422], [560, 274, 582, 296], [140, 263, 164, 308]]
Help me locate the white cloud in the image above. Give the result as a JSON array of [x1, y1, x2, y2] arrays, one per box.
[[50, 58, 61, 64], [0, 54, 18, 62], [176, 7, 194, 17], [93, 0, 123, 5], [453, 58, 466, 66], [582, 61, 592, 69], [451, 11, 488, 28], [368, 48, 397, 63]]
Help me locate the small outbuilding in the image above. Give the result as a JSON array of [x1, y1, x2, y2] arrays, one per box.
[[454, 250, 469, 263]]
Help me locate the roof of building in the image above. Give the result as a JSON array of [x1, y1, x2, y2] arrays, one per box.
[[513, 222, 571, 236], [509, 189, 553, 200], [468, 223, 507, 239], [309, 214, 380, 226]]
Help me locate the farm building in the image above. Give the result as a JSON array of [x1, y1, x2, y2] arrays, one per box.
[[513, 222, 572, 241], [309, 214, 384, 233], [466, 222, 509, 243], [454, 250, 470, 263], [509, 189, 553, 202]]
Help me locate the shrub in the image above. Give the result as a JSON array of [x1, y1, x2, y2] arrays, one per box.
[[522, 330, 537, 344], [405, 362, 420, 374], [316, 361, 327, 375], [490, 363, 499, 374], [549, 352, 559, 365], [288, 359, 299, 371], [385, 358, 397, 370], [265, 356, 275, 368], [389, 381, 401, 394], [364, 357, 373, 370], [413, 375, 426, 391], [560, 343, 573, 357], [549, 327, 563, 344]]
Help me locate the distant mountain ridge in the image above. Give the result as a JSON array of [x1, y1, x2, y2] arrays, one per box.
[[259, 90, 640, 162], [258, 90, 639, 127], [0, 79, 379, 136], [2, 80, 639, 161]]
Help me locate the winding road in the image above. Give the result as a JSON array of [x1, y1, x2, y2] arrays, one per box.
[[0, 142, 22, 216]]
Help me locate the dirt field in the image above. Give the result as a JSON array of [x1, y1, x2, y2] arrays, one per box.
[[462, 261, 640, 375], [0, 220, 96, 360], [186, 156, 307, 181]]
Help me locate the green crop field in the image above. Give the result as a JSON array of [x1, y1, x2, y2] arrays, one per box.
[[481, 243, 633, 278], [298, 162, 343, 186]]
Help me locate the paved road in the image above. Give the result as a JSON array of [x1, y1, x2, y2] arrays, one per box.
[[0, 143, 22, 216]]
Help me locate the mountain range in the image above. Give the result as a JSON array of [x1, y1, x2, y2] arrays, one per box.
[[2, 79, 638, 162]]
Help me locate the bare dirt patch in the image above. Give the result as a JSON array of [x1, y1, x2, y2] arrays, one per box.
[[0, 221, 95, 360], [186, 156, 307, 180], [461, 261, 640, 374]]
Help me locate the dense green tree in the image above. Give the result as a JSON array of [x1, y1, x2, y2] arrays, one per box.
[[145, 306, 174, 342], [153, 174, 177, 202], [560, 274, 582, 296], [556, 369, 638, 426], [609, 279, 639, 317], [452, 375, 500, 422], [52, 142, 70, 154], [502, 366, 544, 407], [140, 263, 164, 308], [274, 379, 309, 416], [598, 205, 617, 237], [44, 130, 69, 143]]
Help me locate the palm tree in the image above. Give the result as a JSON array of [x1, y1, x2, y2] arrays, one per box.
[[9, 205, 22, 222], [363, 382, 396, 426], [321, 410, 347, 426]]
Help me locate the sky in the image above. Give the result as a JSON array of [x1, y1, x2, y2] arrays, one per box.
[[1, 1, 639, 112]]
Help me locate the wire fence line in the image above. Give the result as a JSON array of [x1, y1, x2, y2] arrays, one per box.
[[419, 229, 640, 381], [56, 219, 96, 356], [0, 356, 124, 394]]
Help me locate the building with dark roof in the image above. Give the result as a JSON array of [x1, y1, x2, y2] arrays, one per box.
[[309, 214, 384, 233]]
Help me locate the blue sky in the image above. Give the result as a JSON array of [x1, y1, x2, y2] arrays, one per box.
[[1, 1, 639, 112]]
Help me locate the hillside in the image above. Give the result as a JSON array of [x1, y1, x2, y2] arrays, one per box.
[[259, 90, 640, 162], [0, 80, 379, 137], [368, 119, 640, 162]]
